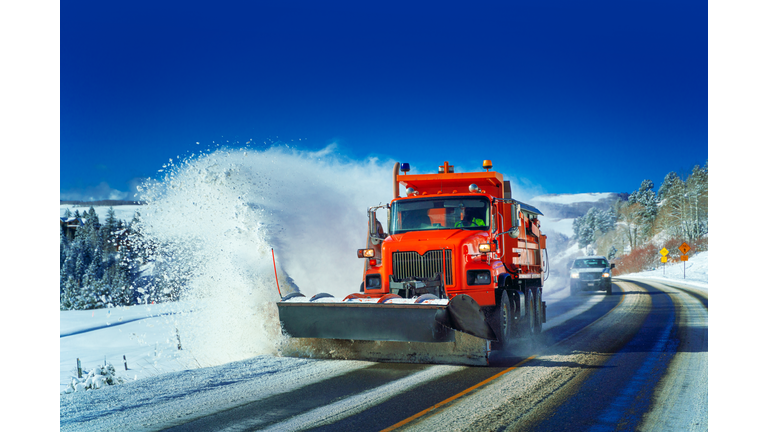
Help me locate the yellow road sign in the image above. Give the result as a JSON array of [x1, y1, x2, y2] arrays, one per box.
[[661, 256, 668, 263], [681, 254, 689, 261], [679, 242, 690, 255], [660, 247, 669, 256]]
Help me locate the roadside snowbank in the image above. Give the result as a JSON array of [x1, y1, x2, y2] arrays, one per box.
[[618, 251, 708, 291]]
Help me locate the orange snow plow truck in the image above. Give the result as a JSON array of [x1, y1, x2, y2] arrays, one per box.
[[277, 161, 548, 365]]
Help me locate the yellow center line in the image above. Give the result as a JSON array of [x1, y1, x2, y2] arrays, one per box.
[[380, 355, 537, 432]]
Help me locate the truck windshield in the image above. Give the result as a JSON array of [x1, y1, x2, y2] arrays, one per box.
[[390, 197, 490, 234], [573, 258, 608, 269]]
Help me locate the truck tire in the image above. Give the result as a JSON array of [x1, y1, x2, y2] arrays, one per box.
[[606, 284, 612, 295], [526, 287, 536, 338], [533, 287, 544, 335], [489, 290, 513, 350]]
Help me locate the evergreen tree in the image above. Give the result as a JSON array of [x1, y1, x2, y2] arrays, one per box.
[[658, 172, 681, 201], [60, 207, 142, 309], [110, 262, 133, 306], [61, 276, 78, 310], [687, 163, 708, 240], [573, 207, 617, 249], [595, 207, 617, 234], [655, 163, 708, 242], [627, 179, 657, 241], [73, 239, 90, 284], [60, 224, 68, 269], [102, 207, 118, 252]]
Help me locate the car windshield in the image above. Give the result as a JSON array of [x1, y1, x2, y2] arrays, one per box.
[[573, 258, 609, 269], [390, 197, 489, 234]]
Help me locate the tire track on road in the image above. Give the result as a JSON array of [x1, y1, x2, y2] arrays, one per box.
[[392, 281, 652, 431]]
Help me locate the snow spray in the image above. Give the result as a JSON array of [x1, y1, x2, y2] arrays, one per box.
[[130, 144, 395, 366]]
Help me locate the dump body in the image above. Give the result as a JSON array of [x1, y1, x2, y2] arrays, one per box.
[[276, 161, 548, 365]]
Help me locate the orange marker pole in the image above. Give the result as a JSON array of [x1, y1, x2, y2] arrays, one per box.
[[271, 248, 282, 298]]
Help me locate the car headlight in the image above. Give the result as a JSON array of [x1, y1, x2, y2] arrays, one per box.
[[602, 272, 610, 278], [571, 272, 580, 279]]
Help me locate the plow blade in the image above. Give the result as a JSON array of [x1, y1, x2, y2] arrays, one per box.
[[278, 302, 452, 342], [277, 301, 491, 366]]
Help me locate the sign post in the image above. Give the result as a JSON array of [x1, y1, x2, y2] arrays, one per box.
[[659, 248, 669, 275], [678, 242, 690, 279]]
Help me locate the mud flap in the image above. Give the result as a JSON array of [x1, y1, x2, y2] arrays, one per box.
[[434, 294, 498, 341]]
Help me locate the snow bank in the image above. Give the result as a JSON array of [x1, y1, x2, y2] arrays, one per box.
[[618, 251, 708, 291]]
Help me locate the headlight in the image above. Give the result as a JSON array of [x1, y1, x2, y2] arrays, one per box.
[[365, 274, 381, 289], [357, 249, 375, 258], [478, 243, 496, 253], [467, 270, 492, 285], [602, 272, 610, 278], [571, 272, 580, 279]]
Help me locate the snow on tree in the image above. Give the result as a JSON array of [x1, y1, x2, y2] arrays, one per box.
[[627, 179, 658, 241], [573, 206, 618, 249], [60, 207, 143, 310], [655, 163, 708, 243]]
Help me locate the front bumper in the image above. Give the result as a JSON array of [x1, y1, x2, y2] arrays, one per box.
[[571, 277, 611, 291]]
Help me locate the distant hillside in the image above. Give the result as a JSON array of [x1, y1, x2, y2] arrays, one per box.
[[530, 193, 628, 220], [60, 200, 146, 207], [527, 192, 627, 240]]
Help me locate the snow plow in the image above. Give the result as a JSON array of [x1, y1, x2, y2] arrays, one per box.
[[277, 160, 548, 366]]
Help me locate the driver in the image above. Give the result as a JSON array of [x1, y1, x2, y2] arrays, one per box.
[[454, 207, 486, 227]]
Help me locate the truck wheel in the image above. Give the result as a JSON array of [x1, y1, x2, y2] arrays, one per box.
[[606, 284, 612, 295], [489, 290, 513, 350], [526, 288, 536, 337], [534, 286, 543, 335]]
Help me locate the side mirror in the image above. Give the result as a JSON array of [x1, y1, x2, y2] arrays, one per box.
[[610, 263, 616, 269], [368, 210, 377, 237]]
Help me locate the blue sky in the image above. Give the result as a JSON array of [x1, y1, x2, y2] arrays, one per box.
[[60, 0, 708, 200]]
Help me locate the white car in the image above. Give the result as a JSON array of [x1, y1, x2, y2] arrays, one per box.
[[569, 256, 615, 295]]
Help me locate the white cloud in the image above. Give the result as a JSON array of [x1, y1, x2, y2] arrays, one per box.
[[60, 182, 129, 201]]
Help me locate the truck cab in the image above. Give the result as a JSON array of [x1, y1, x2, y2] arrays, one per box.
[[358, 161, 548, 345]]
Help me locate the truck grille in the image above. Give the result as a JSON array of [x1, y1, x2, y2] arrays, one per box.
[[579, 272, 601, 281], [392, 250, 453, 285]]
